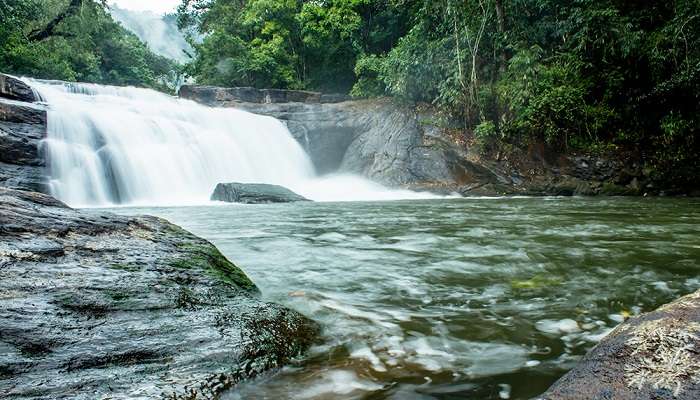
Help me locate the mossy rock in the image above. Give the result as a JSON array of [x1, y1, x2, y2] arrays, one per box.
[[171, 243, 257, 292]]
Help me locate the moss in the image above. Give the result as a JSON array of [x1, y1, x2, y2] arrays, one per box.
[[104, 289, 130, 301], [170, 243, 257, 292]]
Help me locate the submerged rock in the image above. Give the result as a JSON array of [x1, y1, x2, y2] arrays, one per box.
[[211, 182, 311, 204], [0, 188, 318, 399], [538, 290, 700, 400]]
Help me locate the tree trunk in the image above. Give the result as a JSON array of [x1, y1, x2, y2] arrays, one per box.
[[494, 0, 508, 129]]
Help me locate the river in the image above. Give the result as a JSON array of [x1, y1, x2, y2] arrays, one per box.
[[106, 196, 700, 400]]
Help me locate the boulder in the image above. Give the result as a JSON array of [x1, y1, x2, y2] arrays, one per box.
[[211, 182, 310, 204], [0, 97, 47, 192], [538, 290, 700, 400], [0, 74, 38, 103], [0, 188, 318, 399]]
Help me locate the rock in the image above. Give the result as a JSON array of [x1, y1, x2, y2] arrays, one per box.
[[538, 290, 700, 400], [0, 188, 318, 399], [0, 97, 47, 192], [180, 86, 503, 192], [0, 74, 38, 103], [548, 177, 597, 196], [179, 85, 323, 105], [0, 99, 46, 165], [211, 182, 311, 204]]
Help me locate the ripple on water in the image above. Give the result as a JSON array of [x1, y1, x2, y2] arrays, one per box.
[[107, 197, 700, 400]]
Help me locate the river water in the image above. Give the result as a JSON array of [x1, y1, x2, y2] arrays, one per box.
[[108, 197, 700, 400]]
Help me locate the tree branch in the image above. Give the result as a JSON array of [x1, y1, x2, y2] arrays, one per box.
[[27, 0, 87, 42]]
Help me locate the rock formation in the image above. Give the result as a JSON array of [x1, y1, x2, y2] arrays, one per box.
[[211, 182, 310, 204], [0, 74, 47, 192], [538, 290, 700, 400], [0, 187, 318, 399], [180, 85, 658, 196]]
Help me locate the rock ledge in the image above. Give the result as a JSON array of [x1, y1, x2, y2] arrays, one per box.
[[0, 188, 317, 399], [538, 290, 700, 400]]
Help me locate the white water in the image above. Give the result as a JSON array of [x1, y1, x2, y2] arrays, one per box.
[[29, 80, 436, 207]]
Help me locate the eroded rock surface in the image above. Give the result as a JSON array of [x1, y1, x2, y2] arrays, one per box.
[[538, 290, 700, 400], [211, 182, 310, 204], [0, 188, 318, 399], [0, 74, 47, 192], [0, 74, 38, 103], [180, 86, 500, 192], [180, 85, 663, 196]]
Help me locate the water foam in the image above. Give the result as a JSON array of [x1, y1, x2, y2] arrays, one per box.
[[28, 80, 436, 207]]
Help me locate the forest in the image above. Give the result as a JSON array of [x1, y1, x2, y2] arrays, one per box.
[[176, 0, 699, 185], [0, 0, 176, 90], [1, 0, 698, 185]]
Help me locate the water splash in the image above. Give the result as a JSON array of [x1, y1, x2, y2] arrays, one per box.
[[28, 80, 437, 207]]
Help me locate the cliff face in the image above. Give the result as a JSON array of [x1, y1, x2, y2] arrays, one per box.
[[180, 85, 504, 194], [0, 75, 47, 192], [179, 85, 663, 196], [0, 74, 47, 192]]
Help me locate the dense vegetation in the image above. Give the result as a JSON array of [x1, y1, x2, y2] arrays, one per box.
[[0, 0, 177, 90], [178, 0, 699, 185]]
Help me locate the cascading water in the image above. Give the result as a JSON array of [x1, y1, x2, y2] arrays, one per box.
[[29, 80, 435, 207]]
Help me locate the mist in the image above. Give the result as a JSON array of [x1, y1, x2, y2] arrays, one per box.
[[109, 6, 192, 63]]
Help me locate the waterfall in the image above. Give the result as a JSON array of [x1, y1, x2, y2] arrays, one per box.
[[29, 80, 437, 207]]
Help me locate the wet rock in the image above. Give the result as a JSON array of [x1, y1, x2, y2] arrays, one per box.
[[0, 74, 38, 103], [180, 87, 502, 192], [180, 85, 325, 104], [0, 97, 47, 191], [180, 85, 352, 105], [538, 290, 700, 400], [0, 188, 318, 399], [211, 182, 310, 204]]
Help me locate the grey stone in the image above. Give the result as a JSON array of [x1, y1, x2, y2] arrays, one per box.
[[0, 97, 47, 191], [0, 188, 318, 400], [211, 182, 310, 204], [538, 290, 700, 400], [0, 74, 38, 103]]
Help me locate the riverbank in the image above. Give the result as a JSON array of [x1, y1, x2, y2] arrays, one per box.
[[0, 188, 318, 399], [107, 198, 700, 399], [1, 73, 696, 198], [179, 84, 698, 198]]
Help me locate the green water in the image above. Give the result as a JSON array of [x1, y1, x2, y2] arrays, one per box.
[[110, 197, 700, 399]]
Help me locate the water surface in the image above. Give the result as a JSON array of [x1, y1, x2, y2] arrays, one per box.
[[108, 197, 700, 399]]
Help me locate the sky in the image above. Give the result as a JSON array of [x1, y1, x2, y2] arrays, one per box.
[[110, 0, 181, 15]]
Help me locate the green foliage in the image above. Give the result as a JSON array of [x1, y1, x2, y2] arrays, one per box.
[[350, 53, 386, 97], [0, 0, 178, 91], [2, 0, 697, 185], [178, 0, 413, 92]]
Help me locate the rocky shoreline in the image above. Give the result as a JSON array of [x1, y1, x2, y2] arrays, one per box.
[[539, 289, 700, 400], [0, 188, 318, 399], [180, 84, 696, 197], [0, 73, 694, 198], [1, 74, 698, 399]]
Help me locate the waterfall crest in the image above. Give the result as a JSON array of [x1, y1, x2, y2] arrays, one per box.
[[29, 80, 437, 206]]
